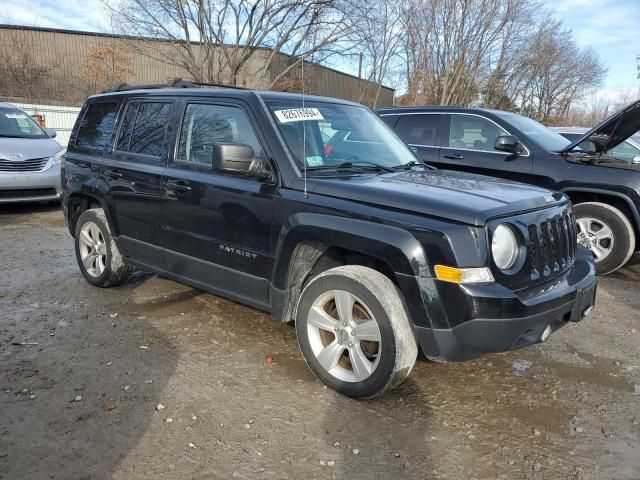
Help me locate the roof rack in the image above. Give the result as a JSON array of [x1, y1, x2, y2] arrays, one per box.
[[101, 78, 251, 93]]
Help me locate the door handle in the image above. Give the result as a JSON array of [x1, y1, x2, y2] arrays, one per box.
[[166, 180, 192, 193], [444, 154, 464, 160], [104, 169, 123, 179]]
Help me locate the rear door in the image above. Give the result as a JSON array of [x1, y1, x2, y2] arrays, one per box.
[[104, 98, 175, 266], [439, 113, 533, 183], [387, 113, 444, 166], [160, 98, 275, 309]]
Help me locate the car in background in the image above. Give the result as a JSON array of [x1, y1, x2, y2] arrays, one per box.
[[0, 102, 63, 203], [551, 127, 640, 164], [377, 101, 640, 274]]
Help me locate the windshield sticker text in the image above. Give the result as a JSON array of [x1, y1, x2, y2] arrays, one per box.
[[274, 108, 324, 124]]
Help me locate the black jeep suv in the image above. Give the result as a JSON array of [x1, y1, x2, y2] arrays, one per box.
[[377, 102, 640, 274], [62, 83, 596, 398]]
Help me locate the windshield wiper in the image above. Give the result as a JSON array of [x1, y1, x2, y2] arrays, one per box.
[[0, 134, 23, 138], [307, 161, 395, 173], [392, 159, 436, 170]]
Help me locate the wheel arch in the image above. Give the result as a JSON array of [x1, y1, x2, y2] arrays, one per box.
[[66, 192, 113, 238], [562, 187, 640, 248], [269, 213, 430, 323]]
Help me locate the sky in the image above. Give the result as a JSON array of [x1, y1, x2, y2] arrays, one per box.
[[542, 0, 640, 101], [1, 0, 638, 101]]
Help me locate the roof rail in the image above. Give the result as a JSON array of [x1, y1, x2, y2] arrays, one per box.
[[101, 78, 251, 93]]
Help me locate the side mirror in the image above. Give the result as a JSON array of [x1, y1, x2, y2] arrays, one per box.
[[633, 155, 640, 165], [212, 143, 254, 174], [494, 135, 522, 155], [45, 128, 57, 138]]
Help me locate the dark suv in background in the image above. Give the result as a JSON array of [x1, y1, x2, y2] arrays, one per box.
[[378, 102, 640, 274], [62, 82, 596, 398]]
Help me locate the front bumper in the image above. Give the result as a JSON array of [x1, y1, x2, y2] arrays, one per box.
[[0, 164, 61, 203], [414, 247, 597, 362]]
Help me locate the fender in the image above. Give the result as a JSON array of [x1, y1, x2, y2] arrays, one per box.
[[269, 213, 433, 324], [272, 213, 431, 288], [560, 186, 640, 230]]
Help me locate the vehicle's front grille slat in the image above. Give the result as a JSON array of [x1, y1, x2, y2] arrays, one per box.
[[0, 157, 49, 172], [527, 205, 576, 283]]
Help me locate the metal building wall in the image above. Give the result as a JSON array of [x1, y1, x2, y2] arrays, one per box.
[[0, 25, 395, 107]]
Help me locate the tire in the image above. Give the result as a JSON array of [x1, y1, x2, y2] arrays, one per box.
[[295, 265, 418, 399], [74, 208, 131, 287], [574, 202, 635, 275]]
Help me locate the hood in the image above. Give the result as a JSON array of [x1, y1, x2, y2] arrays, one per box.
[[560, 99, 640, 154], [309, 170, 566, 226], [0, 137, 62, 161]]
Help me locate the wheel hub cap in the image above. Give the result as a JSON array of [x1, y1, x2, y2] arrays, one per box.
[[576, 216, 614, 262]]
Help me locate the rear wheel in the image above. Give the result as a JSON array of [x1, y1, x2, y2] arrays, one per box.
[[295, 266, 417, 398], [574, 202, 635, 275], [74, 208, 131, 287]]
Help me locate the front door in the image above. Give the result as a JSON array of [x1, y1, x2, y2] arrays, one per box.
[[161, 100, 275, 309], [438, 114, 533, 183]]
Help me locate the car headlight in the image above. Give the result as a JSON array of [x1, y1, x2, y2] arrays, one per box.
[[50, 150, 64, 167], [492, 223, 519, 270]]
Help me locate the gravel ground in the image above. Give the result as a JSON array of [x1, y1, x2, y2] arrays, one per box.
[[0, 204, 639, 480]]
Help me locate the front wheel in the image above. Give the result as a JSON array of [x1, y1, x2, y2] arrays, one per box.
[[74, 208, 131, 287], [295, 266, 418, 399], [574, 202, 635, 275]]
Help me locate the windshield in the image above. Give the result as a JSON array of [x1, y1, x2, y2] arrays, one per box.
[[0, 107, 48, 139], [264, 99, 414, 173], [499, 113, 571, 151]]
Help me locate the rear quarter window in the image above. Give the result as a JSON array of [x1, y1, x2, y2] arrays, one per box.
[[75, 102, 119, 150]]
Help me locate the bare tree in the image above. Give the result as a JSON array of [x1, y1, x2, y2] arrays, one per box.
[[349, 0, 404, 107], [105, 0, 356, 87], [399, 0, 606, 121], [0, 30, 55, 101], [81, 44, 135, 93]]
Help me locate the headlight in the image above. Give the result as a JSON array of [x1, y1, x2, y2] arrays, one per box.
[[50, 150, 64, 167], [492, 223, 519, 270]]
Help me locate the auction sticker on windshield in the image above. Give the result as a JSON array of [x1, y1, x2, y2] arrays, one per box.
[[274, 108, 324, 124]]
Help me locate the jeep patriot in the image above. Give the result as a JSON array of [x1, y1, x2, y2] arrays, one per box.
[[62, 82, 597, 398]]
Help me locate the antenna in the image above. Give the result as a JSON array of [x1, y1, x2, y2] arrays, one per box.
[[302, 56, 308, 198]]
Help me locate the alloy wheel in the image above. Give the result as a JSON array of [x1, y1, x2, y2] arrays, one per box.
[[576, 216, 614, 262], [306, 290, 382, 382], [78, 221, 107, 277]]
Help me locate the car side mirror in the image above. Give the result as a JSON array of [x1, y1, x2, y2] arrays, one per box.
[[212, 143, 255, 174], [45, 128, 57, 138], [632, 155, 640, 164], [494, 135, 522, 155]]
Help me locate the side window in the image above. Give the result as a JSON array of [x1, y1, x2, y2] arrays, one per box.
[[116, 101, 173, 158], [76, 102, 119, 150], [448, 115, 507, 152], [176, 104, 263, 166], [395, 115, 440, 146], [609, 141, 640, 156]]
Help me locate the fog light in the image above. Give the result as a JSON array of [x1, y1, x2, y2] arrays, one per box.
[[582, 305, 593, 318], [540, 325, 552, 342]]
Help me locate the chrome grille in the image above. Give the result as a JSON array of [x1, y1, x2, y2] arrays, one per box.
[[0, 157, 49, 172], [528, 207, 576, 281]]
